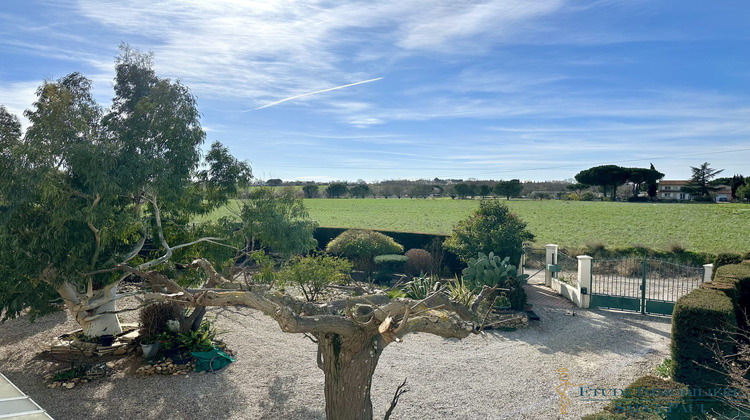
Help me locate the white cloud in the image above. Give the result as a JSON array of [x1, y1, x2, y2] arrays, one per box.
[[0, 81, 41, 128]]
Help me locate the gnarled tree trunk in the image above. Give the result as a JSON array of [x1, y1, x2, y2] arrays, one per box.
[[317, 332, 384, 420], [57, 281, 123, 337]]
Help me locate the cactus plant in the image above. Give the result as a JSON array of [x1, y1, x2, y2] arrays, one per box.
[[462, 252, 516, 289]]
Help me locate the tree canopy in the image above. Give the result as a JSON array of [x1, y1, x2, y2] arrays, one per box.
[[0, 45, 250, 329], [574, 165, 663, 200], [443, 200, 534, 265], [684, 162, 724, 199], [325, 183, 348, 198]]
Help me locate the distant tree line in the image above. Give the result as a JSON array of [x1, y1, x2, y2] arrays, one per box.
[[251, 163, 749, 203]]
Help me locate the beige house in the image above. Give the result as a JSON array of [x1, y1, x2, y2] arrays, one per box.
[[658, 180, 733, 202], [658, 180, 691, 201]]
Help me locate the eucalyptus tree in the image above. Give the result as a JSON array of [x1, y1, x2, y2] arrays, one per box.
[[0, 46, 250, 336]]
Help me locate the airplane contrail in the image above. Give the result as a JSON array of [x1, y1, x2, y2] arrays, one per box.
[[246, 77, 383, 111]]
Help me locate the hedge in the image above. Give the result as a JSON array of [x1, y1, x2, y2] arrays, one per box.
[[671, 289, 736, 388]]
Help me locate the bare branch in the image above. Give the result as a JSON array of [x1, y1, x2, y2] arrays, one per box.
[[471, 285, 498, 313], [87, 193, 102, 267], [121, 201, 147, 263], [384, 378, 409, 420], [145, 193, 170, 252], [190, 258, 232, 287]]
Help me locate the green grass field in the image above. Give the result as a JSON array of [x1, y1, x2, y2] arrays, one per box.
[[206, 199, 750, 254]]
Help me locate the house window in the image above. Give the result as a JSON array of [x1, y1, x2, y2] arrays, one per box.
[[679, 193, 686, 200]]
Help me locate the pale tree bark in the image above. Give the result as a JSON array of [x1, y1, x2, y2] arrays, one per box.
[[56, 279, 125, 337]]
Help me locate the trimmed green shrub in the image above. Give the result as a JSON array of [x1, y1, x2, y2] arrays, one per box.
[[404, 248, 433, 276], [374, 254, 408, 283], [714, 253, 743, 269], [671, 288, 736, 388], [326, 229, 404, 275], [443, 200, 533, 265]]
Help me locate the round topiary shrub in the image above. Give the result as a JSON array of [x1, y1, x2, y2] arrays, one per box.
[[326, 229, 404, 275], [405, 248, 433, 276]]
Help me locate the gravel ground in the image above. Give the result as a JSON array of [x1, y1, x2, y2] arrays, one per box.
[[0, 299, 672, 420]]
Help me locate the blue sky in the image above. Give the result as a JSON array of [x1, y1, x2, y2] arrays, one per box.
[[1, 0, 748, 182]]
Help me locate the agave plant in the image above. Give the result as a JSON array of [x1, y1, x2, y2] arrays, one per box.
[[446, 276, 476, 306], [402, 274, 442, 300]]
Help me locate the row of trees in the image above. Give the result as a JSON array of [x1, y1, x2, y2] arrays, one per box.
[[299, 180, 526, 200]]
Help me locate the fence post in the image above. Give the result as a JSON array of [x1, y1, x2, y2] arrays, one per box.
[[518, 252, 525, 277], [703, 263, 714, 283], [545, 244, 558, 287], [577, 255, 592, 309]]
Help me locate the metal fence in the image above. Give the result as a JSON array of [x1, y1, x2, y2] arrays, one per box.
[[590, 256, 704, 315]]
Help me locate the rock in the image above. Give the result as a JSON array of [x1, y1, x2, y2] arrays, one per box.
[[64, 382, 75, 389], [114, 348, 127, 356]]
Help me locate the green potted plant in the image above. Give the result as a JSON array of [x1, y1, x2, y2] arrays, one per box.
[[140, 336, 160, 359]]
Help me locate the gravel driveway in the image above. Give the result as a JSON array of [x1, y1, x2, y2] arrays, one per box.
[[0, 298, 672, 420]]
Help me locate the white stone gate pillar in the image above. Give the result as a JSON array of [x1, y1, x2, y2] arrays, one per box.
[[703, 263, 714, 283], [545, 244, 558, 287], [577, 255, 593, 309]]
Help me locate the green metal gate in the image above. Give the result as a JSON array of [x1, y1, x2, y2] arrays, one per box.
[[590, 256, 704, 315]]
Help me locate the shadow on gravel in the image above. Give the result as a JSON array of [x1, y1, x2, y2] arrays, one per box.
[[0, 310, 69, 347], [485, 306, 672, 357], [37, 368, 248, 419], [258, 375, 325, 420]]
